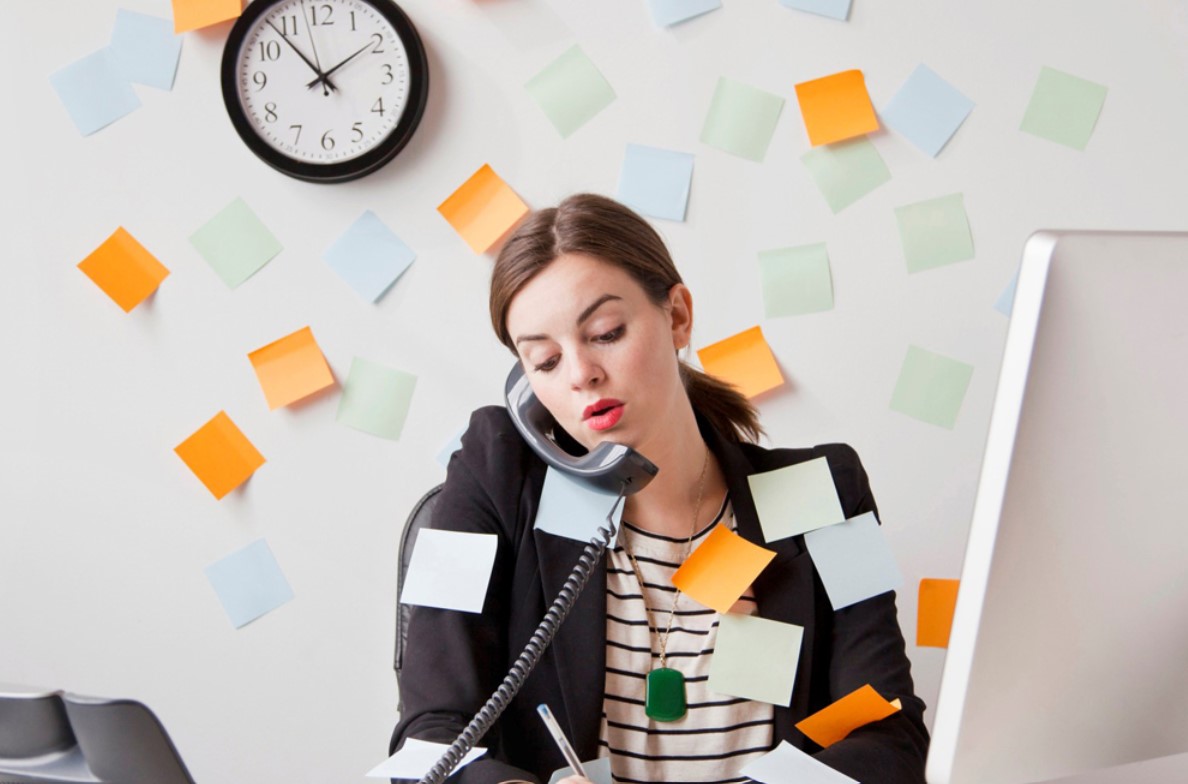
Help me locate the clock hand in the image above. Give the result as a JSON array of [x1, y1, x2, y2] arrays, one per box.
[[298, 0, 331, 97], [264, 20, 338, 93], [305, 40, 374, 89]]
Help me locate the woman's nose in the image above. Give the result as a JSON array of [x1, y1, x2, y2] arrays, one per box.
[[568, 348, 603, 389]]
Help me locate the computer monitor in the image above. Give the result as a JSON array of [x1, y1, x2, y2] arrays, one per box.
[[926, 231, 1188, 784]]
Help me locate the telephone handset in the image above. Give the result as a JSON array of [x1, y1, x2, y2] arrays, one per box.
[[504, 362, 659, 494], [414, 365, 657, 784]]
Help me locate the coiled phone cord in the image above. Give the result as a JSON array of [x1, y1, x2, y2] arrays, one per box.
[[416, 489, 626, 784]]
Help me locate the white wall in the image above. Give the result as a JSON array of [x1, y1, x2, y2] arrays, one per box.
[[3, 1, 1187, 782]]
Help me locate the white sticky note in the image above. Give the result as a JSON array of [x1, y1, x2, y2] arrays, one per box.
[[548, 757, 613, 784], [535, 467, 625, 543], [617, 143, 694, 222], [748, 457, 845, 543], [110, 9, 182, 90], [366, 738, 487, 778], [804, 512, 903, 610], [49, 48, 141, 136], [709, 614, 804, 706], [400, 529, 498, 613], [740, 740, 858, 783], [881, 64, 974, 157]]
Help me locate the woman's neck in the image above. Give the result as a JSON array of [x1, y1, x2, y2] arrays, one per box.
[[622, 402, 728, 539]]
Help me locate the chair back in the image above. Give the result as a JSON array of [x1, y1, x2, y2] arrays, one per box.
[[394, 484, 444, 711]]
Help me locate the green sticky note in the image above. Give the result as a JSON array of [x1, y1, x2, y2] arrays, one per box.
[[758, 243, 834, 317], [748, 456, 845, 543], [894, 193, 974, 273], [336, 358, 417, 440], [708, 614, 804, 706], [800, 137, 890, 213], [189, 197, 282, 288], [1020, 66, 1107, 151], [700, 77, 785, 162], [525, 45, 616, 138], [890, 345, 973, 429]]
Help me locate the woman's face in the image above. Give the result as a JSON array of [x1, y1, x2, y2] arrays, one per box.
[[505, 253, 692, 454]]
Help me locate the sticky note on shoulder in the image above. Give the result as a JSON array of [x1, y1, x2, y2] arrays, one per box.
[[748, 456, 845, 543], [804, 511, 902, 610], [400, 529, 498, 613], [78, 227, 169, 312], [709, 614, 804, 706], [796, 684, 901, 747]]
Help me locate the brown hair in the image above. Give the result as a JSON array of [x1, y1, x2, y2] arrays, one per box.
[[490, 193, 763, 443]]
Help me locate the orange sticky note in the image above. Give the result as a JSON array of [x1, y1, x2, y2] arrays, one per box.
[[672, 524, 776, 613], [437, 164, 530, 254], [174, 411, 265, 500], [77, 228, 170, 313], [696, 326, 784, 399], [794, 69, 880, 146], [172, 0, 242, 33], [796, 684, 901, 747], [917, 578, 960, 648], [248, 326, 335, 410]]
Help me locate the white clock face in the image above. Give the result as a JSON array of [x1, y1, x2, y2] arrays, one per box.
[[234, 0, 412, 165]]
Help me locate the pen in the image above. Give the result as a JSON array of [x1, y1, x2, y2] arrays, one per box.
[[536, 703, 588, 780]]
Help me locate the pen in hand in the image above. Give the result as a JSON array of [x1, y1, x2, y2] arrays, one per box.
[[536, 703, 588, 780]]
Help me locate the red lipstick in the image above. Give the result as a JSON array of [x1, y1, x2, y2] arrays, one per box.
[[583, 399, 624, 431]]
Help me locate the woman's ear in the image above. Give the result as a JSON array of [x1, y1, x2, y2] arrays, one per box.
[[667, 283, 693, 349]]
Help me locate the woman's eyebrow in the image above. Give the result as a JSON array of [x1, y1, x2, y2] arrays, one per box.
[[514, 294, 623, 346]]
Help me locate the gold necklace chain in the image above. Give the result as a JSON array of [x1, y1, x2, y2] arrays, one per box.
[[622, 445, 710, 670]]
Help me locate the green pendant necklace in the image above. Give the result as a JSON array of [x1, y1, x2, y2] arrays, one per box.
[[623, 445, 709, 723]]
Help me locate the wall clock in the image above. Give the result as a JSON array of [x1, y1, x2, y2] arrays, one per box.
[[221, 0, 429, 183]]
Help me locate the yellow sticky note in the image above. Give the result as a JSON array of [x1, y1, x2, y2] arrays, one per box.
[[77, 227, 170, 312], [172, 0, 242, 33], [697, 326, 784, 399], [795, 684, 901, 747], [672, 524, 776, 613], [917, 578, 960, 648], [248, 326, 335, 410], [794, 69, 879, 146], [437, 164, 530, 254], [175, 411, 265, 500]]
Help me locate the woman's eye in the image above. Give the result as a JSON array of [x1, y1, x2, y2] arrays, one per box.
[[534, 356, 559, 373], [594, 326, 625, 343]]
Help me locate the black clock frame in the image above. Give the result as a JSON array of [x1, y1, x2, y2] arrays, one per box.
[[220, 0, 429, 183]]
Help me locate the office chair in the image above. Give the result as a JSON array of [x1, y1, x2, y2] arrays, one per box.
[[393, 483, 444, 713], [0, 689, 195, 784]]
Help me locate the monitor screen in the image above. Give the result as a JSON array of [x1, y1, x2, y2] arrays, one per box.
[[926, 231, 1188, 784]]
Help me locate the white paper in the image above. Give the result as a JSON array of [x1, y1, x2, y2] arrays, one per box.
[[399, 529, 498, 613], [366, 738, 487, 778], [740, 740, 858, 783]]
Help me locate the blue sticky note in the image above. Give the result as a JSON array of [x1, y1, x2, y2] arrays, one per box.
[[617, 144, 694, 222], [110, 10, 182, 90], [435, 424, 467, 468], [535, 467, 625, 543], [204, 539, 295, 629], [881, 64, 974, 157], [49, 48, 141, 136], [994, 270, 1019, 316], [324, 211, 416, 303], [779, 0, 852, 22], [804, 512, 903, 610], [647, 0, 721, 27]]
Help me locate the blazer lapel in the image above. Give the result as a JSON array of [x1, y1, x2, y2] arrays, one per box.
[[533, 526, 607, 759]]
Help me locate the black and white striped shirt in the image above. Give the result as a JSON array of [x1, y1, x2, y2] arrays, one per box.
[[598, 495, 775, 783]]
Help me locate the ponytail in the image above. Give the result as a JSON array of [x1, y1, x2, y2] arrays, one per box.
[[679, 361, 764, 444]]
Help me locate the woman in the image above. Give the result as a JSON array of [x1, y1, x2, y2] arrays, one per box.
[[390, 194, 928, 783]]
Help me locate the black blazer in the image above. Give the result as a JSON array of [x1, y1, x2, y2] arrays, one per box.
[[390, 406, 929, 783]]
